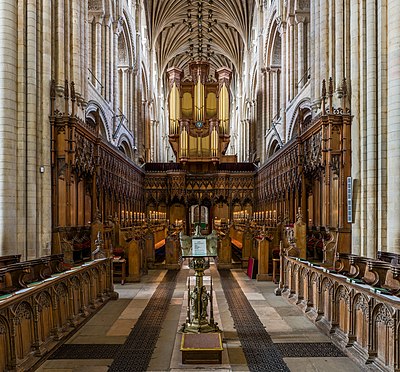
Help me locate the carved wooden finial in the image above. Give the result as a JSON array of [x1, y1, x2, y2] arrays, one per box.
[[328, 77, 333, 97], [64, 79, 69, 99], [342, 78, 347, 97], [321, 79, 327, 100], [71, 81, 76, 101], [342, 78, 347, 111], [50, 79, 56, 99], [321, 79, 327, 115]]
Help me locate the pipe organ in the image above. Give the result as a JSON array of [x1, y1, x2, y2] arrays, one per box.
[[168, 61, 232, 166]]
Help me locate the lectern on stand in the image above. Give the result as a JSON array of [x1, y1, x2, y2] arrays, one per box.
[[179, 227, 223, 364]]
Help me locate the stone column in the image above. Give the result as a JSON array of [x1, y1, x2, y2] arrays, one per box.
[[25, 0, 39, 258], [387, 0, 400, 254], [40, 0, 54, 256], [94, 15, 103, 92], [313, 0, 320, 107], [296, 15, 306, 89], [335, 0, 344, 93], [278, 20, 287, 142], [0, 0, 17, 255], [56, 0, 65, 88], [319, 0, 329, 85], [366, 0, 377, 258], [71, 0, 81, 95], [113, 19, 121, 132], [350, 0, 361, 255], [261, 68, 268, 163], [377, 1, 388, 252], [103, 19, 110, 101], [107, 19, 113, 102], [288, 16, 295, 101], [83, 2, 89, 104]]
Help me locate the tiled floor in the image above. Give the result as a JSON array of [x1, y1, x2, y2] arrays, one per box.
[[37, 263, 362, 372]]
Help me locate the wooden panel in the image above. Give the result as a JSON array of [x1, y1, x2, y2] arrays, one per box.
[[0, 258, 115, 371]]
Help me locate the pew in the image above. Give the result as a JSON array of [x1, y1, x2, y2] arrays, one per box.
[[377, 250, 400, 265], [279, 254, 400, 372], [0, 254, 21, 268], [53, 226, 92, 264], [0, 254, 66, 295], [0, 258, 115, 372], [335, 252, 400, 295]]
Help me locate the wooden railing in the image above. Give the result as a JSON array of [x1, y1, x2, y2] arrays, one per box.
[[279, 254, 400, 371], [0, 258, 115, 372]]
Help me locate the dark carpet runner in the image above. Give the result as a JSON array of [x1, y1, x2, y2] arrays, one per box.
[[219, 269, 291, 372], [108, 269, 178, 371], [50, 270, 178, 370], [49, 268, 345, 370]]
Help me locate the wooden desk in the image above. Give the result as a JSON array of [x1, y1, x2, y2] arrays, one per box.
[[112, 258, 126, 285]]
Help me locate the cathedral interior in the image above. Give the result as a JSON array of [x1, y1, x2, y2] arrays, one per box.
[[0, 0, 400, 371]]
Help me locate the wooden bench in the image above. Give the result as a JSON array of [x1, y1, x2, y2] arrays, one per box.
[[0, 254, 66, 294], [377, 251, 400, 265], [0, 254, 21, 268], [231, 238, 242, 249], [154, 238, 165, 250], [335, 252, 400, 295]]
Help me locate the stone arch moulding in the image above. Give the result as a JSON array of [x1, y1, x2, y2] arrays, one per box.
[[86, 101, 111, 141], [288, 98, 312, 140], [266, 135, 281, 159], [117, 134, 134, 159]]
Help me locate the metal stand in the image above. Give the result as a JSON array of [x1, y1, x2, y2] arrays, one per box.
[[181, 257, 220, 333]]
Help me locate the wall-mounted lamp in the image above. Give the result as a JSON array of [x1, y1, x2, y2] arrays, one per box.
[[39, 166, 45, 173]]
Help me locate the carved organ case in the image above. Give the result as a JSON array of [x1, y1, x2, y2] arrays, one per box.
[[168, 61, 231, 164]]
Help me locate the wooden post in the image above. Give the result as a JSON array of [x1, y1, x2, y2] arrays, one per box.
[[256, 239, 271, 281], [125, 239, 141, 282], [217, 235, 232, 269]]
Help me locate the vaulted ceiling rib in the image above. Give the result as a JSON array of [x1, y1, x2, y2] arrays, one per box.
[[144, 0, 256, 77]]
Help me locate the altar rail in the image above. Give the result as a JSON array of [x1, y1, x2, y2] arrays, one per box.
[[280, 255, 400, 371], [0, 258, 115, 372]]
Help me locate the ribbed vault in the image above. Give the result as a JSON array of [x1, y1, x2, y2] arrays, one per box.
[[144, 0, 257, 76]]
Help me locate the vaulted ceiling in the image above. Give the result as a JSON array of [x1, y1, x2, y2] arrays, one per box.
[[144, 0, 257, 77]]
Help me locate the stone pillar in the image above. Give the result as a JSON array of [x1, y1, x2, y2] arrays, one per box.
[[83, 3, 89, 104], [296, 15, 306, 89], [358, 0, 368, 256], [71, 0, 81, 95], [319, 0, 329, 84], [94, 15, 103, 92], [106, 19, 113, 102], [25, 0, 39, 258], [261, 68, 266, 164], [366, 0, 377, 258], [288, 16, 295, 101], [387, 0, 400, 254], [0, 1, 17, 255], [278, 20, 287, 142], [56, 0, 65, 88], [309, 0, 316, 102], [113, 20, 121, 132], [377, 2, 388, 252], [335, 0, 344, 93], [313, 0, 321, 107]]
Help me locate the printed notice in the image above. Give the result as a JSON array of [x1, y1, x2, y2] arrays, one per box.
[[192, 238, 207, 256]]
